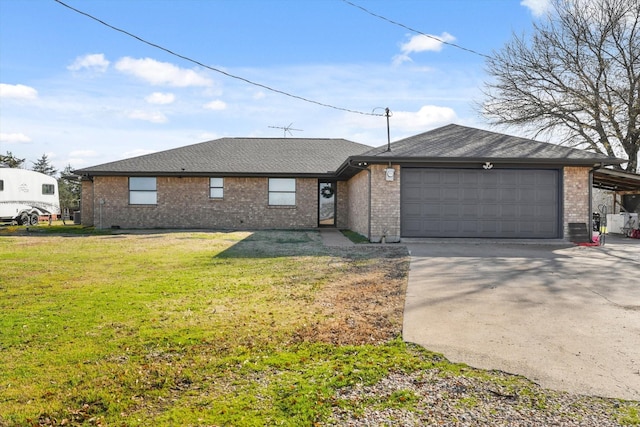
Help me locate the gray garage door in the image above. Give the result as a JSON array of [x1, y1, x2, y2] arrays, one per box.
[[401, 168, 559, 238]]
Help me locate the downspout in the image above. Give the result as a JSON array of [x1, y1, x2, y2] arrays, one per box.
[[348, 160, 372, 241]]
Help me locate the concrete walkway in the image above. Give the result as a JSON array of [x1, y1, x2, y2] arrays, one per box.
[[403, 237, 640, 400], [319, 228, 354, 247]]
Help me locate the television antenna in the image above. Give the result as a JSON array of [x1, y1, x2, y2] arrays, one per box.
[[268, 123, 303, 137]]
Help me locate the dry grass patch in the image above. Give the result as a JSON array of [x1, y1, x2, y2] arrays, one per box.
[[293, 247, 409, 345]]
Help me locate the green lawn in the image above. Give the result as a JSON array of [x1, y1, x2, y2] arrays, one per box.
[[0, 229, 637, 426]]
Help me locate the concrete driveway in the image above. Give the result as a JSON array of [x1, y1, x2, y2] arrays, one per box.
[[403, 237, 640, 400]]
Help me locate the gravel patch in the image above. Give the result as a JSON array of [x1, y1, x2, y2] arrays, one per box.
[[326, 370, 632, 426]]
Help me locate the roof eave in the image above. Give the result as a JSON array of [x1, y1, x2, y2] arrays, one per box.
[[347, 156, 624, 166], [74, 170, 337, 179]]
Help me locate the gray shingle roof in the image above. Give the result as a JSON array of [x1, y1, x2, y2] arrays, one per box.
[[75, 137, 372, 176], [358, 124, 623, 164]]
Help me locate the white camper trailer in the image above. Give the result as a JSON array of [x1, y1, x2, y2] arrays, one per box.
[[0, 167, 61, 225]]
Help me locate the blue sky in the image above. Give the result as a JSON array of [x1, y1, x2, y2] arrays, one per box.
[[0, 0, 551, 172]]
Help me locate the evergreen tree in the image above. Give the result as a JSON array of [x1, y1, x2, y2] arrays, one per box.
[[31, 153, 57, 176], [58, 165, 81, 215], [0, 151, 26, 168]]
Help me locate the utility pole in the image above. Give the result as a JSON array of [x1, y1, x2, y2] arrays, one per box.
[[385, 107, 391, 152]]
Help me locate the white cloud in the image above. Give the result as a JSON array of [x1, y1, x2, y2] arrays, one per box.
[[394, 33, 456, 65], [145, 92, 175, 105], [0, 132, 32, 143], [203, 100, 227, 111], [0, 83, 38, 100], [69, 149, 98, 158], [127, 110, 168, 123], [392, 105, 458, 131], [122, 148, 157, 159], [67, 53, 110, 72], [67, 158, 92, 167], [196, 132, 218, 141], [115, 57, 213, 87], [521, 0, 551, 17]]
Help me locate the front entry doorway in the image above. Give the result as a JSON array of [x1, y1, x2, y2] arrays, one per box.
[[318, 181, 336, 227]]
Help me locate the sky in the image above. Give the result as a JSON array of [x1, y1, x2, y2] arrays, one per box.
[[0, 0, 552, 173]]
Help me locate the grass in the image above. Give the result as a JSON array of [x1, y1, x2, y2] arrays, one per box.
[[0, 229, 637, 426], [339, 229, 369, 243]]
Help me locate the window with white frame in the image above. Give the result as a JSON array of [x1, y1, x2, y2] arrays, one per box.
[[210, 177, 224, 199], [42, 184, 55, 195], [268, 178, 296, 206], [129, 177, 157, 205]]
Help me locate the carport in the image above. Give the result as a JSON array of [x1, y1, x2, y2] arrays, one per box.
[[593, 167, 640, 212]]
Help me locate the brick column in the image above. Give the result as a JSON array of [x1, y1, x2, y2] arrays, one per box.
[[563, 166, 591, 238]]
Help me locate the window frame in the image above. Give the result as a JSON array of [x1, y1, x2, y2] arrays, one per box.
[[42, 184, 55, 195], [268, 178, 296, 206], [129, 177, 157, 205], [209, 177, 224, 199]]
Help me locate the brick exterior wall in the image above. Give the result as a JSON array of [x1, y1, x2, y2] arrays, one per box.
[[79, 165, 593, 240], [346, 170, 370, 238], [80, 179, 95, 226], [82, 176, 318, 229], [335, 181, 349, 229], [370, 164, 401, 242], [563, 166, 591, 237], [345, 165, 401, 242]]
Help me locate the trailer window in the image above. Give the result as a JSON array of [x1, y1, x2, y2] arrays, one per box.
[[129, 177, 157, 205], [42, 184, 55, 195], [0, 180, 3, 191]]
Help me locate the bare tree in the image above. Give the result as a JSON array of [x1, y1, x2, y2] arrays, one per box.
[[482, 0, 640, 172]]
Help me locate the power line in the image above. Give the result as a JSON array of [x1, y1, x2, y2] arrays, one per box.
[[52, 0, 383, 117], [341, 0, 491, 59]]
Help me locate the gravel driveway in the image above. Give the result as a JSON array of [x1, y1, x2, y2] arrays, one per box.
[[403, 236, 640, 401]]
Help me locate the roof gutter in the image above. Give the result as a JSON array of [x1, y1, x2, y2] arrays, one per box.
[[347, 156, 625, 166], [74, 171, 339, 179]]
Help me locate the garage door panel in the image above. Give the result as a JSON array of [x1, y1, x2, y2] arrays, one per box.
[[537, 173, 557, 186], [401, 168, 559, 238], [422, 187, 440, 200], [461, 204, 478, 216], [501, 205, 518, 216], [479, 221, 498, 233], [501, 222, 517, 233], [442, 204, 460, 216], [480, 205, 499, 217], [537, 189, 557, 202], [403, 202, 423, 216], [421, 170, 442, 183], [501, 189, 518, 201], [443, 188, 461, 200], [460, 220, 479, 232], [481, 188, 499, 201]]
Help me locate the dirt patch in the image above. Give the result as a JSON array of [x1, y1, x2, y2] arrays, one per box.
[[293, 247, 410, 345]]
